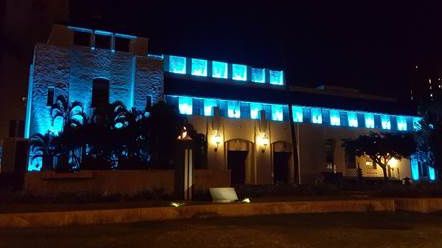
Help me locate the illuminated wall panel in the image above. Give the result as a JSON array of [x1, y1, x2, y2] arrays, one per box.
[[251, 68, 265, 83], [168, 56, 186, 74], [381, 115, 391, 130], [413, 117, 422, 131], [364, 113, 375, 128], [271, 104, 284, 121], [178, 96, 192, 115], [191, 58, 208, 77], [311, 108, 322, 124], [212, 61, 228, 79], [347, 112, 358, 127], [231, 64, 247, 81], [227, 101, 241, 118], [269, 70, 284, 85], [329, 109, 341, 126], [396, 116, 408, 131]]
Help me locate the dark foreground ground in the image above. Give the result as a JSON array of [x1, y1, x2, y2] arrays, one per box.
[[1, 212, 442, 248]]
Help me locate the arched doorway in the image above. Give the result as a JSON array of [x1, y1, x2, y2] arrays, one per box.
[[226, 139, 253, 185], [272, 141, 292, 184]]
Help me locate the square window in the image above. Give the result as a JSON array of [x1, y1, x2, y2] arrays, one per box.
[[169, 56, 187, 74], [251, 68, 265, 83], [203, 98, 217, 116], [227, 101, 241, 118], [396, 116, 408, 131], [269, 70, 284, 85], [364, 113, 375, 128], [347, 112, 358, 127], [232, 64, 247, 81], [191, 58, 208, 77], [178, 96, 192, 115], [250, 103, 263, 119], [212, 61, 228, 79], [311, 108, 322, 124], [271, 105, 284, 121], [329, 109, 341, 126], [292, 106, 303, 122], [381, 115, 391, 130]]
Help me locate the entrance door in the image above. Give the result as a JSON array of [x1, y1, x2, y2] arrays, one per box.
[[273, 152, 290, 183], [227, 151, 248, 185]]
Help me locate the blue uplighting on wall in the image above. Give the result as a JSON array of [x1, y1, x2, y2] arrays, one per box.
[[311, 108, 322, 124], [191, 58, 208, 77], [429, 166, 436, 181], [169, 56, 187, 74], [269, 70, 284, 85], [292, 106, 303, 123], [329, 109, 341, 126], [251, 68, 265, 83], [347, 112, 358, 127], [396, 116, 408, 131], [271, 105, 284, 121], [203, 98, 217, 116], [178, 96, 192, 115], [231, 64, 247, 81], [227, 101, 241, 118], [212, 61, 228, 79], [410, 155, 420, 181], [364, 113, 375, 128], [24, 64, 34, 138], [250, 103, 263, 119], [381, 115, 391, 130]]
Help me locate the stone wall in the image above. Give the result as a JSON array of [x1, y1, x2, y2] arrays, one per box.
[[24, 169, 231, 197]]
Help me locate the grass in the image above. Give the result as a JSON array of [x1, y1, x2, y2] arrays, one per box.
[[1, 212, 442, 248]]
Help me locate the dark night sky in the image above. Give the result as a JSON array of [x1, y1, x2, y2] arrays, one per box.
[[69, 1, 442, 100]]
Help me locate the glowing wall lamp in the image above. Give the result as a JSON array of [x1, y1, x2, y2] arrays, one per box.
[[257, 133, 269, 153], [213, 132, 222, 152]]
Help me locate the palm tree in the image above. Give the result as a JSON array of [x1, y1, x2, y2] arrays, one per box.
[[29, 133, 57, 171]]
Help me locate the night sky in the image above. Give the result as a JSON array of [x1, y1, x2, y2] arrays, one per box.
[[69, 1, 442, 101]]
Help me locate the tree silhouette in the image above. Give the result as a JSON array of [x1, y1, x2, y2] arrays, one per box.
[[342, 132, 416, 180]]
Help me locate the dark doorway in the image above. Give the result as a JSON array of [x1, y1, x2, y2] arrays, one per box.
[[273, 152, 290, 183], [227, 151, 248, 185]]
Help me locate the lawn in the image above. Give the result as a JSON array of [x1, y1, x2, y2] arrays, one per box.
[[1, 212, 442, 248]]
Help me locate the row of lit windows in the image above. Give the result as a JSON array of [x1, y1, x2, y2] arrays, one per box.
[[291, 106, 420, 131], [167, 95, 421, 131], [165, 55, 285, 86]]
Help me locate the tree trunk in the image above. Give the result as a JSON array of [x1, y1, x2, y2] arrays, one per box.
[[380, 165, 388, 181]]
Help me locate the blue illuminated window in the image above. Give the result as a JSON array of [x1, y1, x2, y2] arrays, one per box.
[[232, 64, 247, 81], [396, 116, 407, 131], [251, 68, 265, 83], [271, 105, 284, 121], [329, 110, 341, 126], [364, 113, 375, 128], [178, 96, 192, 115], [429, 166, 436, 181], [411, 155, 419, 181], [212, 61, 228, 79], [269, 70, 284, 85], [227, 101, 241, 118], [381, 115, 391, 130], [347, 112, 358, 127], [191, 58, 207, 76], [169, 56, 186, 74], [250, 103, 263, 119], [292, 106, 303, 123], [311, 108, 322, 124], [413, 117, 422, 131], [203, 98, 217, 116]]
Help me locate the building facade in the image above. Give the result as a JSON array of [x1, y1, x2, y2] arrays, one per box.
[[25, 25, 433, 184]]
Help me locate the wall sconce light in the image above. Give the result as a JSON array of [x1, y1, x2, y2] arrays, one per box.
[[257, 133, 269, 153], [213, 133, 222, 152]]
